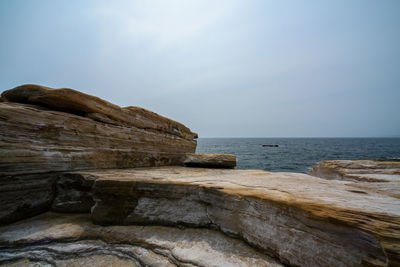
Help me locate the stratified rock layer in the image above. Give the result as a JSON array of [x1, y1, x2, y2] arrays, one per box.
[[0, 212, 283, 267], [310, 160, 400, 199], [184, 153, 236, 168], [309, 160, 400, 182], [0, 84, 197, 224], [60, 167, 400, 267]]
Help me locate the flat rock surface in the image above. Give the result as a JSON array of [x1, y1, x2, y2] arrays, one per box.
[[310, 160, 400, 182], [0, 212, 282, 267], [310, 160, 400, 199], [69, 167, 400, 266]]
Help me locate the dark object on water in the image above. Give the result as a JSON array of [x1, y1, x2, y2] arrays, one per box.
[[262, 144, 279, 147]]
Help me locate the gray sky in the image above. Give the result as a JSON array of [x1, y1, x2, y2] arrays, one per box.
[[1, 0, 399, 137]]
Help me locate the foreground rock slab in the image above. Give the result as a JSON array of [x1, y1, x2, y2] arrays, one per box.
[[184, 153, 236, 168], [61, 167, 400, 266], [310, 160, 400, 199], [0, 212, 282, 267], [0, 84, 197, 225]]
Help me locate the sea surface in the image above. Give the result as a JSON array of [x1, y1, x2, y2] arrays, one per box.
[[196, 138, 400, 173]]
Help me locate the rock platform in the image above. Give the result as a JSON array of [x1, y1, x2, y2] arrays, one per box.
[[310, 160, 400, 199], [51, 167, 400, 266]]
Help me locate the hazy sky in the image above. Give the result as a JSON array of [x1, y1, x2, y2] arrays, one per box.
[[1, 0, 399, 137]]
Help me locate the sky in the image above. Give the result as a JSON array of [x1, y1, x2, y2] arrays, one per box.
[[0, 0, 399, 137]]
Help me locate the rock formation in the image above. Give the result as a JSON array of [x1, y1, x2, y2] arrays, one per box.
[[309, 160, 400, 182], [75, 167, 399, 266], [310, 160, 400, 199], [0, 84, 197, 225], [0, 213, 282, 267], [1, 85, 400, 266], [184, 153, 236, 168]]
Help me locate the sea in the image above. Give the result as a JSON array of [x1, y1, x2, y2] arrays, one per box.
[[196, 138, 400, 173]]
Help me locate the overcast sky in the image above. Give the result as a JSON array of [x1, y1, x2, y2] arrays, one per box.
[[1, 0, 399, 137]]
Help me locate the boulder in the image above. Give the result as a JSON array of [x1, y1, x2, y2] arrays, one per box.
[[184, 153, 236, 168], [61, 166, 400, 267], [0, 84, 197, 224], [0, 212, 282, 267]]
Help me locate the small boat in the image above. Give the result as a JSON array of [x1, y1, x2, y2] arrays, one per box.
[[262, 144, 279, 147]]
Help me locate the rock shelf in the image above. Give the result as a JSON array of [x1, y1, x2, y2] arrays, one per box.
[[63, 167, 400, 266]]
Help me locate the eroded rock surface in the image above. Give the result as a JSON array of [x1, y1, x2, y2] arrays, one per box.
[[310, 160, 400, 199], [309, 160, 400, 182], [59, 166, 400, 266], [184, 153, 236, 168], [0, 212, 282, 267], [51, 173, 97, 213], [0, 84, 197, 224]]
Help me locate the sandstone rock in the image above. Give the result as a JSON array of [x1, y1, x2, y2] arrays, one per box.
[[0, 173, 58, 226], [59, 166, 400, 266], [0, 212, 283, 267], [184, 153, 236, 168], [51, 173, 97, 213], [310, 160, 400, 199], [309, 160, 400, 182], [0, 85, 197, 224], [1, 84, 197, 140]]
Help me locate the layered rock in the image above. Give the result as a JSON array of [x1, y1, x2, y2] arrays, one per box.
[[2, 84, 400, 266], [0, 84, 197, 224], [57, 166, 400, 266], [310, 160, 400, 199], [184, 153, 236, 168], [309, 160, 400, 182], [0, 212, 282, 267]]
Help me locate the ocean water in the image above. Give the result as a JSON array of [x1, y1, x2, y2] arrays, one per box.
[[196, 138, 400, 173]]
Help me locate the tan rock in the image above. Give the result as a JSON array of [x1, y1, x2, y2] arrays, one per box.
[[0, 85, 197, 224], [310, 160, 400, 199], [58, 166, 400, 266], [0, 212, 282, 267], [184, 153, 236, 168], [1, 84, 197, 140], [309, 160, 400, 182]]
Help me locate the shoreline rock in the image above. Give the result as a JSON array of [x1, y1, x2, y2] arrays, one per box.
[[310, 160, 400, 199], [1, 85, 400, 266], [0, 85, 197, 225], [72, 166, 399, 266], [184, 153, 236, 168]]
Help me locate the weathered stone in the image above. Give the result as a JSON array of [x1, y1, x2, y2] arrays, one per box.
[[0, 173, 57, 226], [184, 153, 236, 168], [1, 84, 197, 140], [0, 85, 197, 224], [309, 160, 400, 182], [51, 173, 97, 213], [0, 212, 283, 267], [60, 166, 400, 266], [310, 160, 400, 199]]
